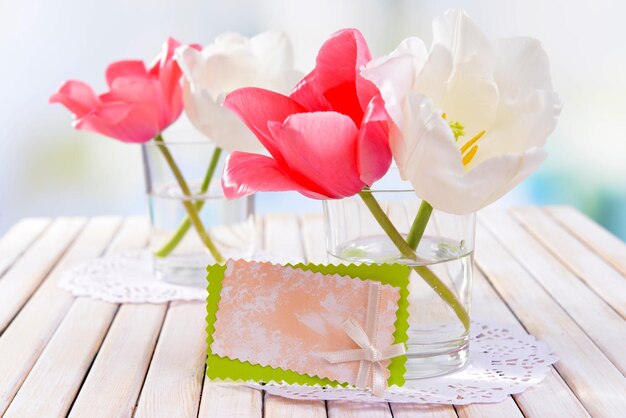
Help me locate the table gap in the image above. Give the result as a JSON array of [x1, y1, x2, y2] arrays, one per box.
[[131, 302, 172, 417], [478, 217, 623, 370], [474, 230, 604, 416], [511, 208, 624, 318], [66, 303, 122, 416], [0, 220, 88, 337], [0, 219, 51, 281]]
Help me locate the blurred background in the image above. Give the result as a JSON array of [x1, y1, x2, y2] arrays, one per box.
[[1, 0, 625, 238]]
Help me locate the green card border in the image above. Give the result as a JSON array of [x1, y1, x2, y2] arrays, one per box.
[[205, 261, 410, 387]]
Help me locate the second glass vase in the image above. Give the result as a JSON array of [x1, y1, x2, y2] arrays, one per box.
[[323, 170, 474, 379]]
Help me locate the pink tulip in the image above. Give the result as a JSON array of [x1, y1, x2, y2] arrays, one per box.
[[50, 37, 192, 143], [222, 29, 392, 200]]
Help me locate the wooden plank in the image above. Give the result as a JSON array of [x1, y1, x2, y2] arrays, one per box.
[[264, 395, 328, 418], [262, 213, 329, 418], [0, 217, 119, 414], [198, 382, 262, 418], [546, 205, 626, 276], [512, 207, 626, 317], [474, 219, 626, 417], [0, 218, 50, 278], [390, 404, 457, 418], [472, 269, 589, 417], [480, 209, 626, 373], [134, 302, 207, 418], [4, 299, 117, 418], [2, 218, 147, 417], [455, 401, 524, 418], [327, 401, 392, 418], [0, 217, 86, 332], [68, 303, 167, 418]]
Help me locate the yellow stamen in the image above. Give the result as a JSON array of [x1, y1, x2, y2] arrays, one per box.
[[442, 112, 447, 120], [462, 145, 478, 166], [460, 130, 486, 154]]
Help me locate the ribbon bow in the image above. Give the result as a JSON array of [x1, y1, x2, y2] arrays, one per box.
[[319, 282, 406, 397]]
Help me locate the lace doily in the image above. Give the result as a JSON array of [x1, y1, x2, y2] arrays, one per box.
[[250, 321, 558, 404], [59, 250, 286, 303]]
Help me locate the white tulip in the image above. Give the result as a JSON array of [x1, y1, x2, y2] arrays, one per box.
[[362, 9, 561, 214], [176, 31, 302, 153]]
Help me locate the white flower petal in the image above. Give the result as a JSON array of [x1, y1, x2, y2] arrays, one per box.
[[182, 82, 262, 153], [411, 140, 546, 215], [432, 9, 493, 75], [177, 31, 301, 152], [362, 59, 416, 127], [414, 44, 453, 105]]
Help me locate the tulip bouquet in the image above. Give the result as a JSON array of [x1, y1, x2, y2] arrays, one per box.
[[51, 32, 300, 268], [221, 10, 560, 332]]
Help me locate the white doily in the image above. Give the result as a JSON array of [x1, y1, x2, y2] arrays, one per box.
[[58, 250, 286, 304], [249, 321, 558, 404]]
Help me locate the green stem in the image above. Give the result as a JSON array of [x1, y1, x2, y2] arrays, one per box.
[[153, 147, 223, 258], [406, 200, 433, 250], [153, 134, 224, 263], [358, 191, 470, 331]]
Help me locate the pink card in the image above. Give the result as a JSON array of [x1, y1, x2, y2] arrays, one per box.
[[211, 260, 402, 386]]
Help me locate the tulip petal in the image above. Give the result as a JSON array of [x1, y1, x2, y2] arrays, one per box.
[[356, 96, 392, 186], [269, 111, 364, 198], [432, 9, 492, 74], [477, 37, 562, 158], [49, 80, 100, 118], [75, 102, 160, 143], [224, 87, 306, 163], [105, 60, 149, 86], [313, 29, 376, 124], [222, 151, 326, 199], [154, 37, 185, 122], [289, 70, 332, 111]]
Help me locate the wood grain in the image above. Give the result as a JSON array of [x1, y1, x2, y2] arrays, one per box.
[[472, 269, 589, 417], [455, 400, 524, 418], [0, 218, 50, 278], [264, 394, 328, 418], [480, 209, 626, 373], [134, 302, 207, 418], [512, 207, 626, 317], [0, 217, 86, 332], [547, 205, 626, 276], [0, 210, 622, 417], [2, 218, 146, 418], [0, 217, 119, 414], [198, 382, 262, 418], [327, 401, 392, 418], [475, 218, 626, 417], [68, 303, 167, 418], [390, 403, 457, 418]]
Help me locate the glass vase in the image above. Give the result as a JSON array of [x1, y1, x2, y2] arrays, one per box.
[[323, 170, 474, 379], [142, 140, 254, 287]]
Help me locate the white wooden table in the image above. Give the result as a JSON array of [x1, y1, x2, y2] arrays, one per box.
[[0, 206, 625, 417]]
